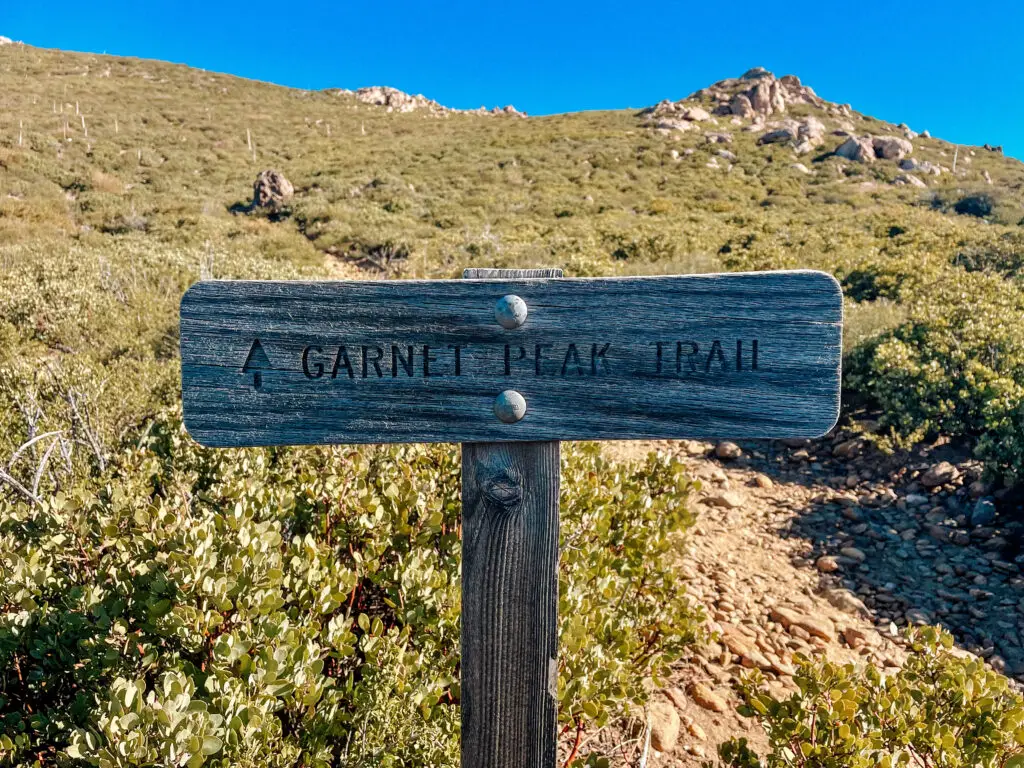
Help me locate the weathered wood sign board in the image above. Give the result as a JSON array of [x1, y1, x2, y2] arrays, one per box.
[[180, 270, 842, 446]]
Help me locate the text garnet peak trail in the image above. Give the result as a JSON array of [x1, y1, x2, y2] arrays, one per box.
[[179, 271, 841, 446]]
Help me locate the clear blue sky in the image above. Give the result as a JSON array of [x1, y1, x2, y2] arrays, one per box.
[[3, 1, 1023, 159]]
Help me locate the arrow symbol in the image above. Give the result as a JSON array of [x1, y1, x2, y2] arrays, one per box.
[[241, 339, 271, 390]]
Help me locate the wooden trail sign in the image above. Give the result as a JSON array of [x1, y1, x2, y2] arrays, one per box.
[[180, 270, 842, 447], [179, 268, 843, 768]]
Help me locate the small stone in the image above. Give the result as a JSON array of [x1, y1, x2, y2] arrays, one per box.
[[843, 627, 873, 649], [840, 547, 867, 563], [968, 480, 990, 498], [823, 588, 869, 615], [832, 439, 862, 459], [686, 682, 728, 713], [649, 700, 680, 753], [905, 608, 932, 625], [753, 474, 774, 489], [971, 498, 996, 527], [687, 721, 707, 741], [951, 530, 971, 546], [716, 441, 742, 460], [816, 555, 840, 573], [770, 605, 836, 643], [705, 492, 743, 509], [921, 461, 958, 488], [720, 627, 755, 658], [663, 687, 688, 711]]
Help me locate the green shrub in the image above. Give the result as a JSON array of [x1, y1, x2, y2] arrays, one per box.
[[845, 268, 1024, 481], [954, 193, 994, 218], [0, 411, 700, 766], [718, 627, 1024, 768]]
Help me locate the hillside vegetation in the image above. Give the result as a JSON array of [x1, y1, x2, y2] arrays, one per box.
[[1, 42, 1024, 766]]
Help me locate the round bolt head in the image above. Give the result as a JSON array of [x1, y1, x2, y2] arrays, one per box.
[[495, 294, 528, 329], [494, 390, 527, 423]]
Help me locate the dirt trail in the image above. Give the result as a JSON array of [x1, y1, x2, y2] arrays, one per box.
[[599, 431, 1023, 765]]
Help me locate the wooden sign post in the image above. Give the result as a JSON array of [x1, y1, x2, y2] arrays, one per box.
[[180, 269, 842, 768]]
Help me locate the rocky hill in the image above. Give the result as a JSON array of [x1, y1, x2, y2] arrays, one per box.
[[640, 66, 1008, 189], [2, 42, 1024, 767]]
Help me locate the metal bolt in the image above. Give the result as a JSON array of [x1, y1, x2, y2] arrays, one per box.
[[494, 294, 528, 329], [494, 390, 527, 423]]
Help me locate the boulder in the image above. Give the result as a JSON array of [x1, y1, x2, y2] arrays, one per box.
[[835, 136, 875, 162], [758, 128, 794, 145], [655, 119, 694, 133], [704, 132, 733, 144], [894, 173, 927, 188], [798, 117, 827, 142], [751, 82, 772, 115], [900, 158, 942, 175], [742, 67, 772, 80], [730, 94, 756, 118], [872, 135, 913, 160], [681, 106, 712, 122], [252, 169, 294, 209]]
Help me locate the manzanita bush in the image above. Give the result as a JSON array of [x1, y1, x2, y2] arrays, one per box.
[[718, 627, 1024, 768], [0, 409, 701, 767]]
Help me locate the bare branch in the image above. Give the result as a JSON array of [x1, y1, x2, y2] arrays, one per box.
[[7, 430, 64, 470], [0, 468, 40, 505], [32, 437, 62, 497]]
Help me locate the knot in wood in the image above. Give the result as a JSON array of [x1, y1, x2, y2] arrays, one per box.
[[480, 467, 524, 513]]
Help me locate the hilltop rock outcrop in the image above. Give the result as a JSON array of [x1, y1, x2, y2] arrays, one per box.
[[331, 86, 526, 117], [350, 86, 447, 114], [698, 68, 824, 118], [643, 68, 822, 122]]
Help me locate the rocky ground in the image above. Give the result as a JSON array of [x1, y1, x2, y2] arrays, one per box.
[[594, 426, 1024, 766]]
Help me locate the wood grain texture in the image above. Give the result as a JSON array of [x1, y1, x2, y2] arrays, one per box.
[[179, 270, 842, 446], [461, 264, 561, 768], [461, 441, 560, 768]]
